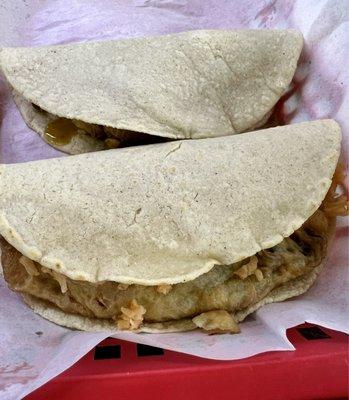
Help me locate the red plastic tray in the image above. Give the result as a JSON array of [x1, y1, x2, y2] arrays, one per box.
[[26, 323, 348, 400]]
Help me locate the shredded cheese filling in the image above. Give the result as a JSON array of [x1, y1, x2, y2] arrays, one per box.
[[116, 299, 146, 330]]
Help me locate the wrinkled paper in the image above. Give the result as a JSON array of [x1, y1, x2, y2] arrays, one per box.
[[0, 1, 348, 399]]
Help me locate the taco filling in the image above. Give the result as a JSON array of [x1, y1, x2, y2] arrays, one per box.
[[42, 114, 170, 149], [37, 110, 269, 150]]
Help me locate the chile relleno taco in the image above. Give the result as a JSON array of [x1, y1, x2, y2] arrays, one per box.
[[0, 120, 347, 333], [0, 29, 302, 154]]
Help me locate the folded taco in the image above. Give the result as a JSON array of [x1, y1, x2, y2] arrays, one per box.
[[0, 120, 347, 333], [0, 29, 302, 154]]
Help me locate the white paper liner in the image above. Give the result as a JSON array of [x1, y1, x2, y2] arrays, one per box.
[[0, 1, 348, 399]]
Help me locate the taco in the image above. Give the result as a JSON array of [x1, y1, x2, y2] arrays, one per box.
[[0, 29, 302, 154], [0, 120, 347, 333]]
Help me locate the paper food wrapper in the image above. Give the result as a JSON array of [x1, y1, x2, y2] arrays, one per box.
[[0, 1, 348, 398]]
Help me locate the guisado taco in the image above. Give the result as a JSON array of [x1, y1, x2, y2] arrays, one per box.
[[0, 120, 347, 333], [0, 29, 302, 154]]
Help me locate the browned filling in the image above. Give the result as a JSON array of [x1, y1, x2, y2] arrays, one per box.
[[0, 208, 331, 331], [37, 105, 272, 149], [32, 102, 171, 148], [43, 117, 171, 148], [1, 166, 347, 332]]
